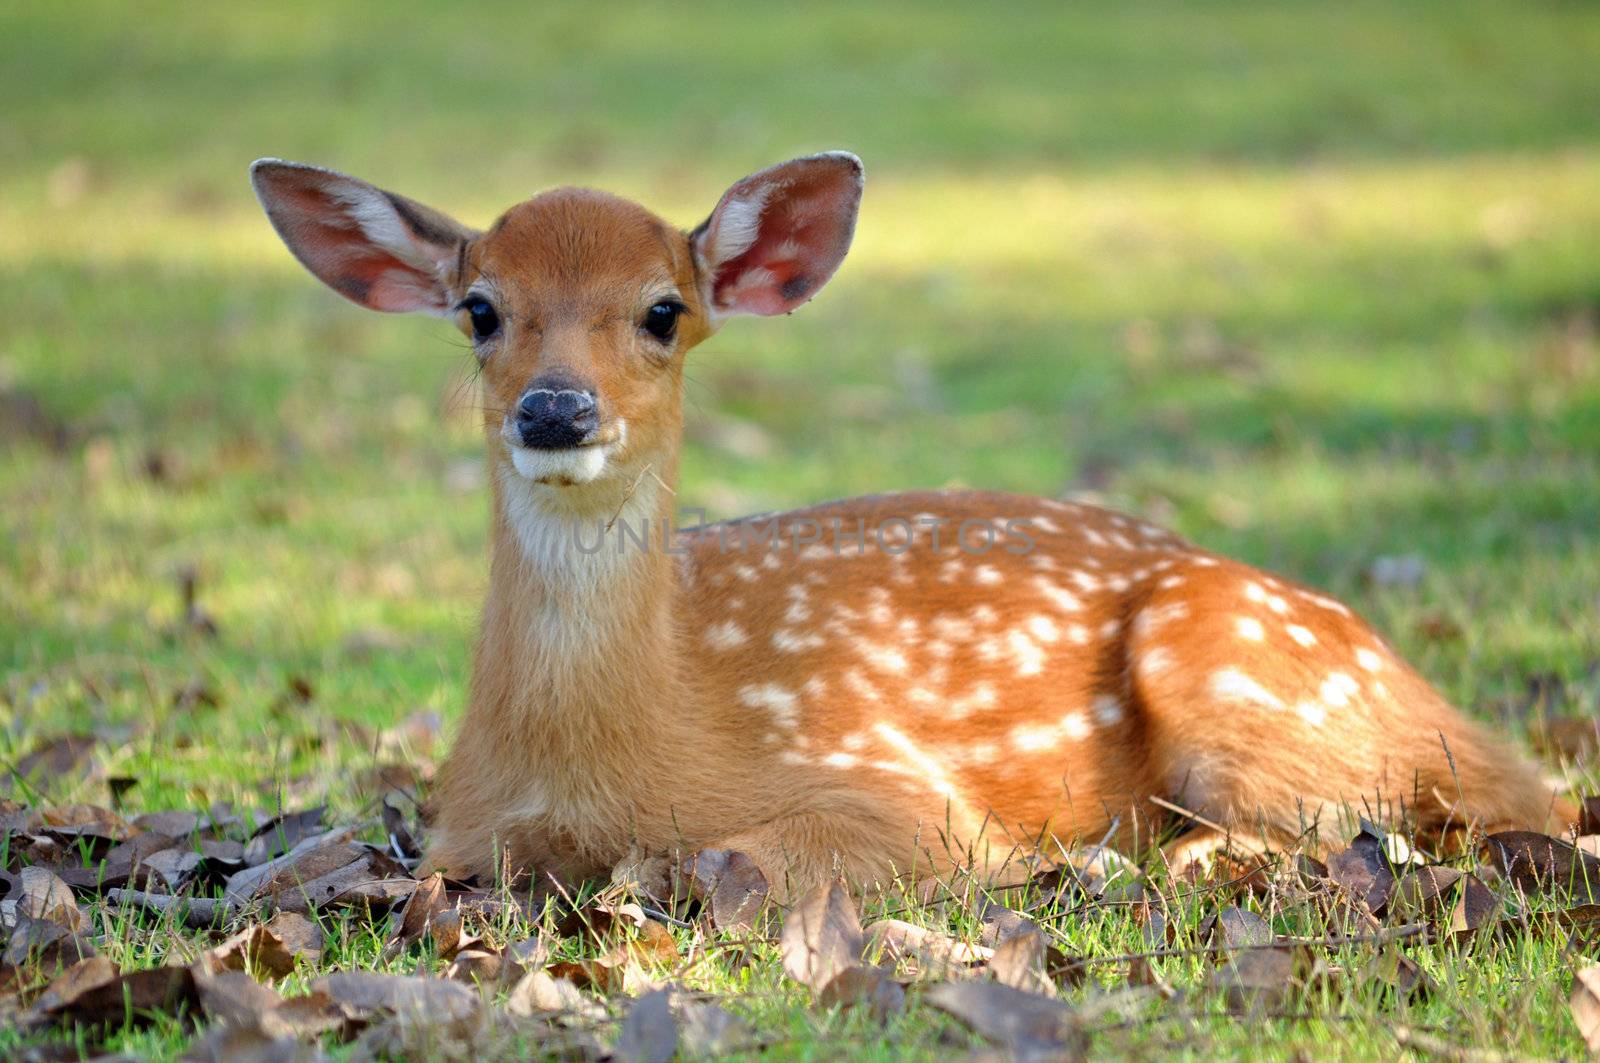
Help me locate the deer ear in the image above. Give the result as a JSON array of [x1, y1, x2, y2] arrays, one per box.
[[692, 152, 863, 318], [250, 159, 476, 315]]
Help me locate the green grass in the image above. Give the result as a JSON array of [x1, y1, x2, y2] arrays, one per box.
[[2, 1, 1599, 1058]]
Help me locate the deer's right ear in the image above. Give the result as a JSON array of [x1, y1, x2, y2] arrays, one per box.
[[250, 159, 476, 315]]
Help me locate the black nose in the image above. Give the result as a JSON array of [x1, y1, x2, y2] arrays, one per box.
[[516, 386, 598, 449]]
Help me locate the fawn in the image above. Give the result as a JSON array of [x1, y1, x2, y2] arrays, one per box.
[[252, 152, 1571, 897]]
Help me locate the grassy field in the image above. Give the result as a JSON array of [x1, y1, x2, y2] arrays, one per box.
[[3, 1, 1600, 1058]]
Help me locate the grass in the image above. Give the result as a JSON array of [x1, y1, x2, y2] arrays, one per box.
[[2, 0, 1599, 1057]]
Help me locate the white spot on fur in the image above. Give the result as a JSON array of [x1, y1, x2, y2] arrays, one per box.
[[974, 565, 1003, 586], [1301, 590, 1353, 616], [1026, 614, 1061, 643], [1356, 647, 1384, 672], [1295, 700, 1327, 726], [1007, 630, 1045, 676], [859, 641, 909, 674], [1034, 578, 1083, 613], [773, 629, 825, 653], [1286, 624, 1317, 647], [1236, 616, 1265, 641], [1139, 646, 1174, 678], [823, 752, 858, 769], [1211, 668, 1284, 710], [1320, 672, 1359, 708], [949, 682, 997, 717], [704, 620, 748, 651], [844, 669, 883, 701], [872, 722, 959, 799], [1092, 695, 1125, 726], [739, 683, 799, 727]]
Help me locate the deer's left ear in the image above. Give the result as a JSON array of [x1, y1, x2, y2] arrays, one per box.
[[691, 152, 863, 319]]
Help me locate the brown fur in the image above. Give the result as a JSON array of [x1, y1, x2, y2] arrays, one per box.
[[252, 156, 1574, 901]]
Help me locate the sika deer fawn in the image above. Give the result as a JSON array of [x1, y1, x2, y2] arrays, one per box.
[[252, 152, 1572, 897]]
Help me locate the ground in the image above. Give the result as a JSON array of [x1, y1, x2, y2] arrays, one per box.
[[2, 2, 1599, 1058]]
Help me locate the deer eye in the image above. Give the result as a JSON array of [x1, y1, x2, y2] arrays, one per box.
[[641, 300, 683, 343], [460, 296, 500, 341]]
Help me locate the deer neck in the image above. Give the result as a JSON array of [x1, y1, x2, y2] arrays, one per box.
[[479, 453, 688, 737]]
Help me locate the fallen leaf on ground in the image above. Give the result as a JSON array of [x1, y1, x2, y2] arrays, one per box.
[[243, 807, 328, 866], [816, 965, 906, 1021], [989, 929, 1054, 995], [614, 987, 676, 1063], [16, 868, 88, 932], [35, 965, 198, 1031], [5, 917, 98, 972], [781, 879, 864, 993], [1484, 831, 1600, 900], [1209, 946, 1305, 1011], [866, 918, 992, 971], [977, 903, 1043, 948], [206, 911, 324, 979], [1360, 948, 1434, 1001], [504, 970, 604, 1021], [676, 998, 747, 1057], [1325, 827, 1396, 915], [311, 970, 480, 1035], [925, 981, 1087, 1059], [384, 872, 452, 957], [31, 955, 116, 1011], [1571, 964, 1600, 1056], [181, 1022, 332, 1063], [683, 849, 769, 931], [5, 735, 96, 793], [1201, 906, 1274, 951]]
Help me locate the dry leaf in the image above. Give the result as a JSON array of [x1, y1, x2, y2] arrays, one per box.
[[182, 1022, 331, 1063], [866, 918, 992, 971], [1571, 964, 1600, 1057], [243, 807, 329, 866], [385, 873, 451, 957], [925, 981, 1087, 1059], [816, 965, 906, 1021], [1581, 798, 1600, 837], [504, 969, 603, 1020], [206, 911, 324, 979], [5, 917, 98, 971], [1360, 949, 1434, 1000], [676, 999, 747, 1057], [683, 849, 769, 931], [1210, 946, 1301, 1011], [311, 970, 480, 1034], [37, 965, 198, 1031], [990, 931, 1053, 995], [1201, 906, 1274, 951], [978, 904, 1043, 948], [5, 735, 96, 792], [614, 988, 676, 1063], [223, 829, 360, 902], [1484, 831, 1600, 900], [17, 868, 88, 932], [31, 955, 116, 1011], [780, 879, 863, 993], [1325, 827, 1396, 915]]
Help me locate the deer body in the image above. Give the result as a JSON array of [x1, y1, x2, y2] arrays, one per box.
[[252, 154, 1570, 896]]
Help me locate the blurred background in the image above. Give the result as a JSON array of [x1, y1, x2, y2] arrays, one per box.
[[2, 2, 1597, 805]]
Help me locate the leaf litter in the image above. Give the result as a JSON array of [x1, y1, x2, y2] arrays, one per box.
[[4, 731, 1600, 1059]]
